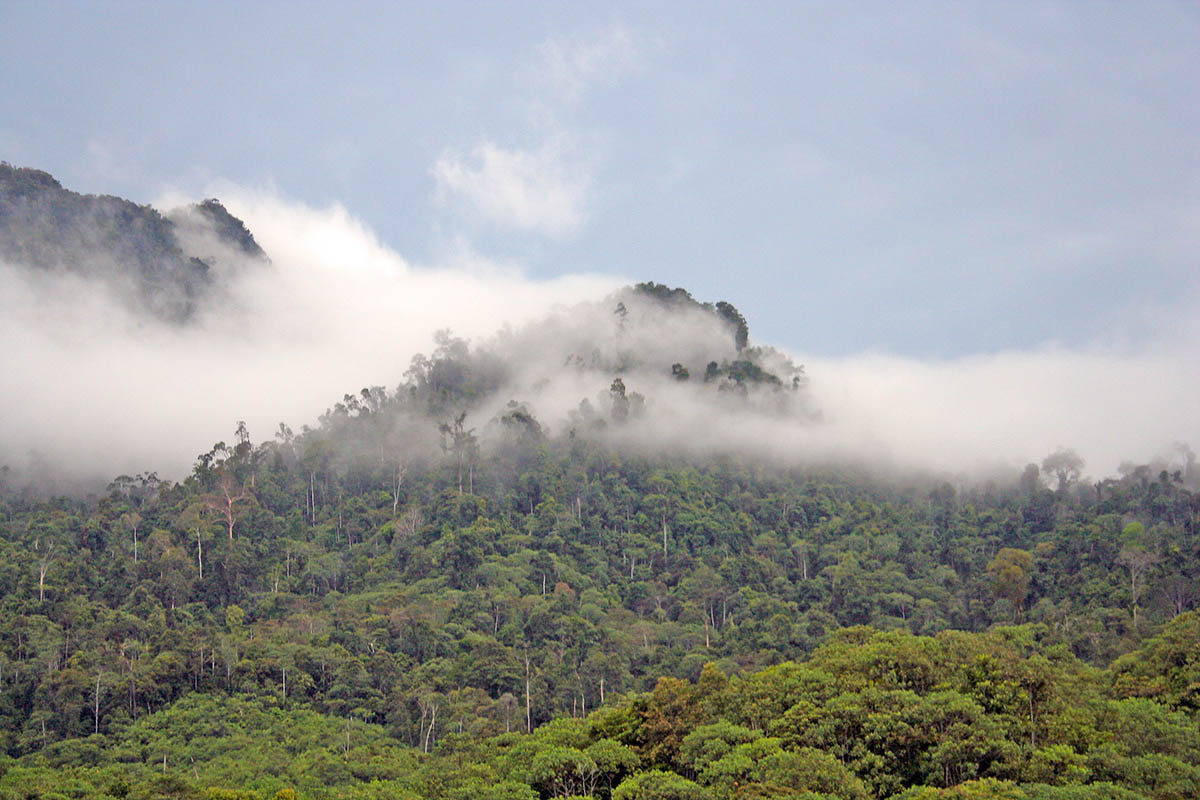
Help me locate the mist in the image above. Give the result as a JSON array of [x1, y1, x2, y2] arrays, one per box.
[[431, 290, 1200, 483], [0, 187, 617, 491], [2, 187, 1197, 492]]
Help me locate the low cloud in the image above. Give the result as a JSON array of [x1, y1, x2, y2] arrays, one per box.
[[432, 138, 590, 236], [2, 186, 1197, 493], [801, 342, 1200, 478], [439, 303, 1200, 482], [0, 187, 617, 490]]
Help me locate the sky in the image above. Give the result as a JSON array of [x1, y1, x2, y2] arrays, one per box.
[[2, 1, 1199, 482]]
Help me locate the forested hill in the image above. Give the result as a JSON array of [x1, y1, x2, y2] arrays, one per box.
[[0, 163, 265, 321], [0, 322, 1197, 797], [1, 166, 1198, 797]]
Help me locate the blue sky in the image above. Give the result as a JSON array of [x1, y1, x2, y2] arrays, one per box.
[[4, 1, 1197, 358]]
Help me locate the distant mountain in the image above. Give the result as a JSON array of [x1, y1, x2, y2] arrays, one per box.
[[0, 162, 266, 321]]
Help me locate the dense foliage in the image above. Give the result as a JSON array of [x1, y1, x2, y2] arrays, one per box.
[[2, 169, 1197, 796], [0, 346, 1196, 797], [0, 623, 1197, 799]]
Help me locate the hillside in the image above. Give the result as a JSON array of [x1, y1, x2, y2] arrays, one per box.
[[0, 163, 265, 321], [0, 168, 1197, 799], [0, 321, 1197, 797]]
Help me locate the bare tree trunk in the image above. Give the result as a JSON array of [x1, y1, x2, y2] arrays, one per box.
[[309, 471, 317, 525], [391, 461, 406, 515], [424, 703, 438, 753], [128, 659, 136, 718], [93, 671, 102, 733], [524, 651, 532, 733]]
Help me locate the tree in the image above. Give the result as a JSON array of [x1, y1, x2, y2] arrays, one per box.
[[120, 511, 143, 564], [1117, 543, 1160, 629], [715, 301, 749, 351], [177, 502, 214, 581], [1042, 449, 1085, 494], [611, 378, 631, 422], [612, 770, 711, 800], [205, 468, 255, 541], [439, 412, 477, 495], [986, 548, 1034, 621]]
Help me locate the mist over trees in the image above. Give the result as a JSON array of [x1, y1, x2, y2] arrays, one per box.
[[0, 162, 266, 322], [1, 166, 1198, 799]]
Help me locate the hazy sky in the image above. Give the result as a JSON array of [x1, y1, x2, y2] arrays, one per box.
[[3, 1, 1197, 358]]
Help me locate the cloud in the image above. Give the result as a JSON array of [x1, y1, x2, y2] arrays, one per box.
[[428, 26, 654, 239], [432, 138, 590, 236], [801, 340, 1200, 478], [0, 187, 618, 489], [3, 181, 1196, 493], [532, 26, 645, 104], [460, 302, 1200, 482]]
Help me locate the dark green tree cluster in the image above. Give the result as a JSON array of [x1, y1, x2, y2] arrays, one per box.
[[2, 623, 1197, 799]]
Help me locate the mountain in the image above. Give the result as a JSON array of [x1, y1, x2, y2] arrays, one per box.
[[0, 162, 265, 321], [0, 166, 1197, 800]]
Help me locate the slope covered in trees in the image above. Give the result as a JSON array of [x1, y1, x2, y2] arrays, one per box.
[[1, 170, 1198, 798], [0, 320, 1196, 798], [1, 622, 1197, 799]]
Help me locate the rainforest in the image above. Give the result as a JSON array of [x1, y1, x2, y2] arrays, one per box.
[[1, 164, 1198, 800]]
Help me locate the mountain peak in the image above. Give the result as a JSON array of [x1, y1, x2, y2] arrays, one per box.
[[0, 163, 266, 322]]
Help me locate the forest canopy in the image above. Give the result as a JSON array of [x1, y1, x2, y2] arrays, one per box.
[[1, 167, 1197, 800]]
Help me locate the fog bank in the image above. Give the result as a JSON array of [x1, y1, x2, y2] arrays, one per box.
[[2, 188, 1196, 491], [0, 188, 618, 490]]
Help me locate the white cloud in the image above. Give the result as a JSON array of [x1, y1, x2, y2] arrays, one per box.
[[800, 335, 1200, 478], [428, 26, 653, 239], [0, 187, 618, 487], [432, 138, 590, 236], [533, 26, 644, 104]]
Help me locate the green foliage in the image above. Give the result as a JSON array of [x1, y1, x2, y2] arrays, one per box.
[[612, 770, 710, 800], [0, 291, 1197, 798]]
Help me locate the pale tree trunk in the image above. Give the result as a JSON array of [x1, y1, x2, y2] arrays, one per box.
[[38, 559, 50, 603], [525, 651, 533, 733], [309, 471, 317, 525], [392, 462, 407, 515], [93, 671, 102, 733], [424, 703, 438, 753]]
